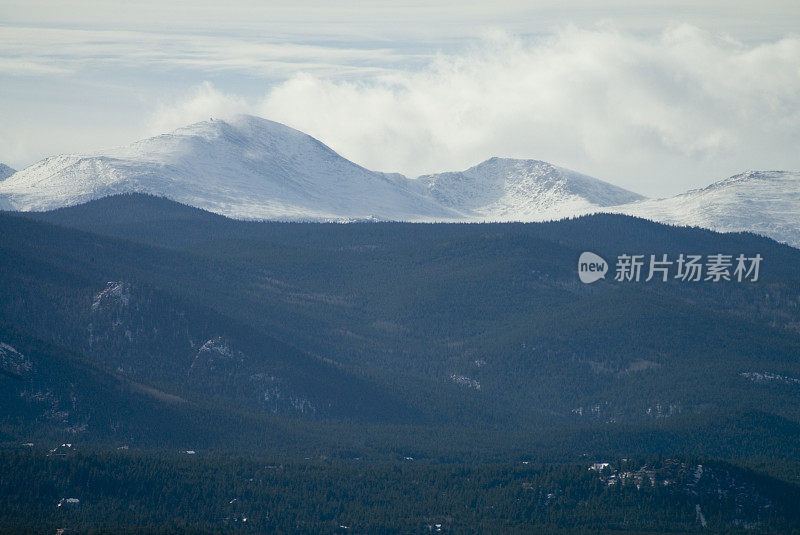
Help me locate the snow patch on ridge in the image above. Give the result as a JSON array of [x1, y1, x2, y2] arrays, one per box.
[[740, 371, 800, 386], [92, 282, 131, 312]]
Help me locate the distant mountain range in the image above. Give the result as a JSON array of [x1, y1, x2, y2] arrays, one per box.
[[1, 115, 797, 246]]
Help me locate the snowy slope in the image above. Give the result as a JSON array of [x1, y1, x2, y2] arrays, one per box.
[[0, 116, 460, 221], [0, 116, 646, 223], [607, 171, 800, 248], [416, 157, 644, 221]]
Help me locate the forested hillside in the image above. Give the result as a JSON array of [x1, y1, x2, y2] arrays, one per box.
[[3, 194, 800, 532]]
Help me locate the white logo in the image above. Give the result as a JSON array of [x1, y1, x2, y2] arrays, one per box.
[[578, 252, 608, 284]]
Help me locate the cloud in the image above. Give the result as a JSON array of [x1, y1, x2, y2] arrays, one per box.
[[251, 26, 800, 193], [0, 26, 412, 78], [0, 57, 73, 76], [146, 82, 252, 135], [148, 25, 800, 195]]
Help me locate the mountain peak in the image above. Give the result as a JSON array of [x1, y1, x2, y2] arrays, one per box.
[[417, 158, 644, 220], [171, 114, 304, 139], [0, 117, 645, 223], [610, 169, 800, 247], [706, 170, 798, 190], [468, 157, 558, 177], [2, 115, 649, 223], [476, 156, 549, 166], [122, 114, 341, 166], [0, 116, 453, 221]]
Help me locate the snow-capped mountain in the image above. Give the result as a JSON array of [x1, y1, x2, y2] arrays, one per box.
[[1, 115, 797, 247], [0, 164, 15, 180], [0, 115, 459, 221], [609, 171, 800, 248], [416, 157, 644, 221], [0, 115, 643, 222]]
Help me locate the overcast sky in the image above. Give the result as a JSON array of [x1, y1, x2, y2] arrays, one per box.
[[1, 1, 799, 196]]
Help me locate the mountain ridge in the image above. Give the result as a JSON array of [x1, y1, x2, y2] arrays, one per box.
[[608, 170, 800, 247], [0, 115, 460, 221], [1, 114, 797, 246], [0, 115, 641, 223], [5, 194, 800, 452], [417, 157, 645, 221]]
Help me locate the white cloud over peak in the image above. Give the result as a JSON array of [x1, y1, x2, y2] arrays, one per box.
[[148, 25, 800, 195], [146, 82, 251, 135]]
